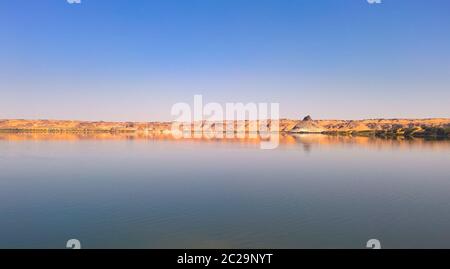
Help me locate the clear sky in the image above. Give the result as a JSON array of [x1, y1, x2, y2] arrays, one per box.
[[1, 0, 449, 121]]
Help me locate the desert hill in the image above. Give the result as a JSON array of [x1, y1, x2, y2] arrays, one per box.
[[0, 117, 449, 138]]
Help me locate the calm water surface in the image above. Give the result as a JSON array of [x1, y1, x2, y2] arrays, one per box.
[[0, 133, 449, 248]]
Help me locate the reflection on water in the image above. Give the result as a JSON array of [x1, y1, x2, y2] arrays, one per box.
[[0, 133, 449, 248], [1, 132, 449, 151]]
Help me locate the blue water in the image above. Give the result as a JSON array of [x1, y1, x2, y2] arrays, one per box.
[[0, 134, 449, 248]]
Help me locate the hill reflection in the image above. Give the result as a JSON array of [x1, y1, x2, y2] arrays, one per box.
[[0, 133, 448, 151]]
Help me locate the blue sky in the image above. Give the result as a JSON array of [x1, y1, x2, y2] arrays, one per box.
[[1, 0, 449, 121]]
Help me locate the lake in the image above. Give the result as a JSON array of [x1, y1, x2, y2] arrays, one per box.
[[0, 133, 449, 248]]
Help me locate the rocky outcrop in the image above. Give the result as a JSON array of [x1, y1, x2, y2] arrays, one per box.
[[0, 117, 449, 137], [302, 115, 313, 121], [290, 116, 326, 133]]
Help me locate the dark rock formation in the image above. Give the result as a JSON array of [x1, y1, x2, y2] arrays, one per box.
[[302, 115, 312, 121]]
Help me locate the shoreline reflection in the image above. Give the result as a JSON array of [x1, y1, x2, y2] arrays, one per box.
[[0, 132, 448, 151]]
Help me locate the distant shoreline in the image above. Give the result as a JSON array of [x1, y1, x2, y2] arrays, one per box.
[[1, 118, 449, 138]]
